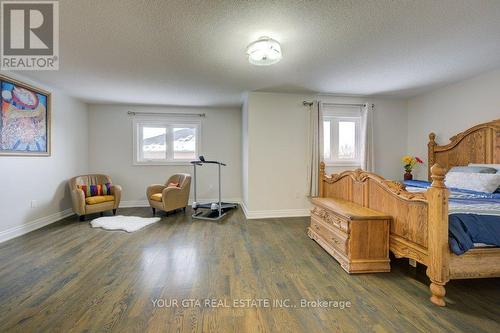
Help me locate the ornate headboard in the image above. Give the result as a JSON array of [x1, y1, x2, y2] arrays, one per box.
[[427, 119, 500, 181]]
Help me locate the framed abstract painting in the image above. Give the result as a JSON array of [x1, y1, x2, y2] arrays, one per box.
[[0, 75, 51, 156]]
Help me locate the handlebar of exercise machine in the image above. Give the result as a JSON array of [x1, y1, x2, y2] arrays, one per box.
[[190, 156, 226, 166]]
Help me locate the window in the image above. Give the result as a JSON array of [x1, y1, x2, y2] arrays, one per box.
[[133, 119, 201, 165], [323, 108, 361, 166]]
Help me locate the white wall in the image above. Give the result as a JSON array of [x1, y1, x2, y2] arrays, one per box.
[[241, 94, 249, 207], [0, 73, 89, 242], [371, 97, 409, 179], [88, 105, 242, 205], [241, 92, 408, 218], [407, 68, 500, 179], [243, 92, 313, 217]]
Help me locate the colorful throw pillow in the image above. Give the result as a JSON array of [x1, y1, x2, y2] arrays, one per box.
[[77, 183, 112, 197]]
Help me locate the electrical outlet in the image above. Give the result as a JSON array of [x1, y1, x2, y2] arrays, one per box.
[[30, 200, 38, 208]]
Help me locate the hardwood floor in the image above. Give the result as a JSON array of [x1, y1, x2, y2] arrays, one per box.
[[0, 207, 499, 332]]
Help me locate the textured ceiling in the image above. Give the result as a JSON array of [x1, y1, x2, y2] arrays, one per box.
[[18, 0, 500, 106]]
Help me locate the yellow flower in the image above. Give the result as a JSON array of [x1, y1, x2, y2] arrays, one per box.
[[402, 156, 413, 164]]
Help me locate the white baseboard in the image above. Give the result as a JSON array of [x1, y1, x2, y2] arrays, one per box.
[[240, 201, 250, 218], [120, 198, 242, 209], [120, 199, 309, 219], [0, 208, 74, 244], [189, 198, 242, 206], [119, 200, 150, 208], [240, 202, 310, 219]]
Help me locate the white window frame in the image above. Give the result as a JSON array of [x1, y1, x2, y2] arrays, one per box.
[[133, 117, 201, 166], [323, 108, 362, 167]]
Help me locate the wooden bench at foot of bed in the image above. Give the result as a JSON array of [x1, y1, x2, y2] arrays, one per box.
[[308, 197, 391, 274]]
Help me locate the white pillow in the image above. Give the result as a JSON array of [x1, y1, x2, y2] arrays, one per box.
[[445, 172, 500, 193], [468, 163, 500, 173]]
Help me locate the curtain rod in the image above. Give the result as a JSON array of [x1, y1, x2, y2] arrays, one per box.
[[302, 101, 369, 107], [127, 111, 206, 117]]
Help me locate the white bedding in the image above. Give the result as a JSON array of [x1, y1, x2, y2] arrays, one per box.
[[474, 242, 495, 248]]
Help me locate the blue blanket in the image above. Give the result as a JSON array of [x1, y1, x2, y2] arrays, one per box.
[[449, 214, 500, 254], [404, 180, 500, 255]]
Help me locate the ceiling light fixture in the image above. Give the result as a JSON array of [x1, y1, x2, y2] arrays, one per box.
[[246, 36, 282, 66]]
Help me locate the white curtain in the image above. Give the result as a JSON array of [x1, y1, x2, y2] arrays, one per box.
[[360, 103, 375, 172], [307, 101, 323, 197]]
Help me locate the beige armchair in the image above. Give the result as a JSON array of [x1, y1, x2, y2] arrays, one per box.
[[69, 174, 122, 221], [147, 174, 191, 215]]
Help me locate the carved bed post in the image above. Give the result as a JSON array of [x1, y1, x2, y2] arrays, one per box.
[[426, 164, 450, 306], [319, 161, 325, 197], [427, 133, 436, 181]]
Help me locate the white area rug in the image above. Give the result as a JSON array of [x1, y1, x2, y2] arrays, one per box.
[[90, 215, 161, 232]]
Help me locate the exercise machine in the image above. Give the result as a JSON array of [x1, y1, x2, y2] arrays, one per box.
[[190, 156, 237, 220]]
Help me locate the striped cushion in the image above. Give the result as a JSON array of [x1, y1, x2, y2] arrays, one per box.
[[77, 183, 112, 198]]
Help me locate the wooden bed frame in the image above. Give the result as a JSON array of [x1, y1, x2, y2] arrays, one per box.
[[318, 119, 500, 306]]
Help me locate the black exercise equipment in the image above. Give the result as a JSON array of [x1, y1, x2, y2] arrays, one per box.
[[190, 156, 237, 220]]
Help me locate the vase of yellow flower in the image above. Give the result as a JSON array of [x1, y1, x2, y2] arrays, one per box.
[[401, 155, 423, 180]]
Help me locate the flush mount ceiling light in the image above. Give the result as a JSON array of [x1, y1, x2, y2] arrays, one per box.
[[246, 36, 282, 66]]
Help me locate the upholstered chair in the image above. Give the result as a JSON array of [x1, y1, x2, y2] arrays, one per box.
[[69, 174, 122, 221], [147, 174, 191, 215]]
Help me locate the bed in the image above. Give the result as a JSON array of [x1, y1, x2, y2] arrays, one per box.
[[318, 119, 500, 306]]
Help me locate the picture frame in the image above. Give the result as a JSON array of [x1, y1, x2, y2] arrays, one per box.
[[0, 74, 51, 156]]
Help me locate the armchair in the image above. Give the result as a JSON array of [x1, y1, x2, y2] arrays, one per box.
[[147, 174, 191, 215], [69, 174, 122, 221]]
